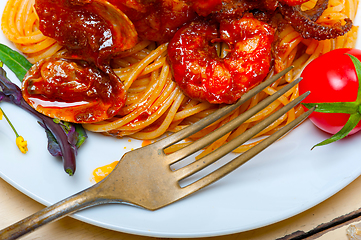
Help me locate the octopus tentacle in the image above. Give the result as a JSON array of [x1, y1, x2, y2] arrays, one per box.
[[302, 0, 329, 21], [278, 1, 352, 40]]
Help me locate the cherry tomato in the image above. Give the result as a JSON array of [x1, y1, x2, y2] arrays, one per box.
[[299, 48, 361, 135]]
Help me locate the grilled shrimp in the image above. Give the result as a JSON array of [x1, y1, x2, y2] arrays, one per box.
[[168, 14, 274, 104]]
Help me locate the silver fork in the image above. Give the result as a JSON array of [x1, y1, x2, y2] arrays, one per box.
[[0, 66, 314, 239]]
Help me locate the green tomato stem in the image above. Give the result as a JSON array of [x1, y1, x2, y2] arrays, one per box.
[[305, 53, 361, 148], [311, 113, 361, 149], [303, 101, 359, 114]]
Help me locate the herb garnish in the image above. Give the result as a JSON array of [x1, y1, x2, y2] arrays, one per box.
[[0, 44, 88, 176]]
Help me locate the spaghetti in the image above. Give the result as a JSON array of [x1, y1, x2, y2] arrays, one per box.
[[1, 0, 359, 155]]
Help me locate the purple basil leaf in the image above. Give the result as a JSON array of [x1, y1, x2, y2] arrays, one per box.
[[0, 66, 88, 175], [38, 121, 62, 157], [0, 72, 22, 105]]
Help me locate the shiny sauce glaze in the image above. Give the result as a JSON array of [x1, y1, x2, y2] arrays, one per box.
[[168, 14, 274, 104], [25, 0, 139, 123], [36, 0, 111, 60], [35, 0, 137, 62], [22, 57, 126, 123]]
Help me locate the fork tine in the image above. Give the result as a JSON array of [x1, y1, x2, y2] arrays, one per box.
[[180, 106, 315, 196], [165, 77, 302, 164], [174, 91, 310, 179], [154, 66, 294, 149]]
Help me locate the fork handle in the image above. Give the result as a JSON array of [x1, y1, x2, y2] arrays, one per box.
[[0, 185, 117, 240]]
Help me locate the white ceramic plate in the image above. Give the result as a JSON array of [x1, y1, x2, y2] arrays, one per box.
[[1, 1, 361, 238]]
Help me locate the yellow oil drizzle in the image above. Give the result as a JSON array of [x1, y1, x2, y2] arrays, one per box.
[[91, 140, 153, 183], [142, 139, 152, 147], [92, 161, 118, 183]]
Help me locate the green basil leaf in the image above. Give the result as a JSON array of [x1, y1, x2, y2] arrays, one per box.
[[0, 44, 32, 82], [75, 124, 88, 149], [302, 102, 358, 114], [312, 113, 361, 149]]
